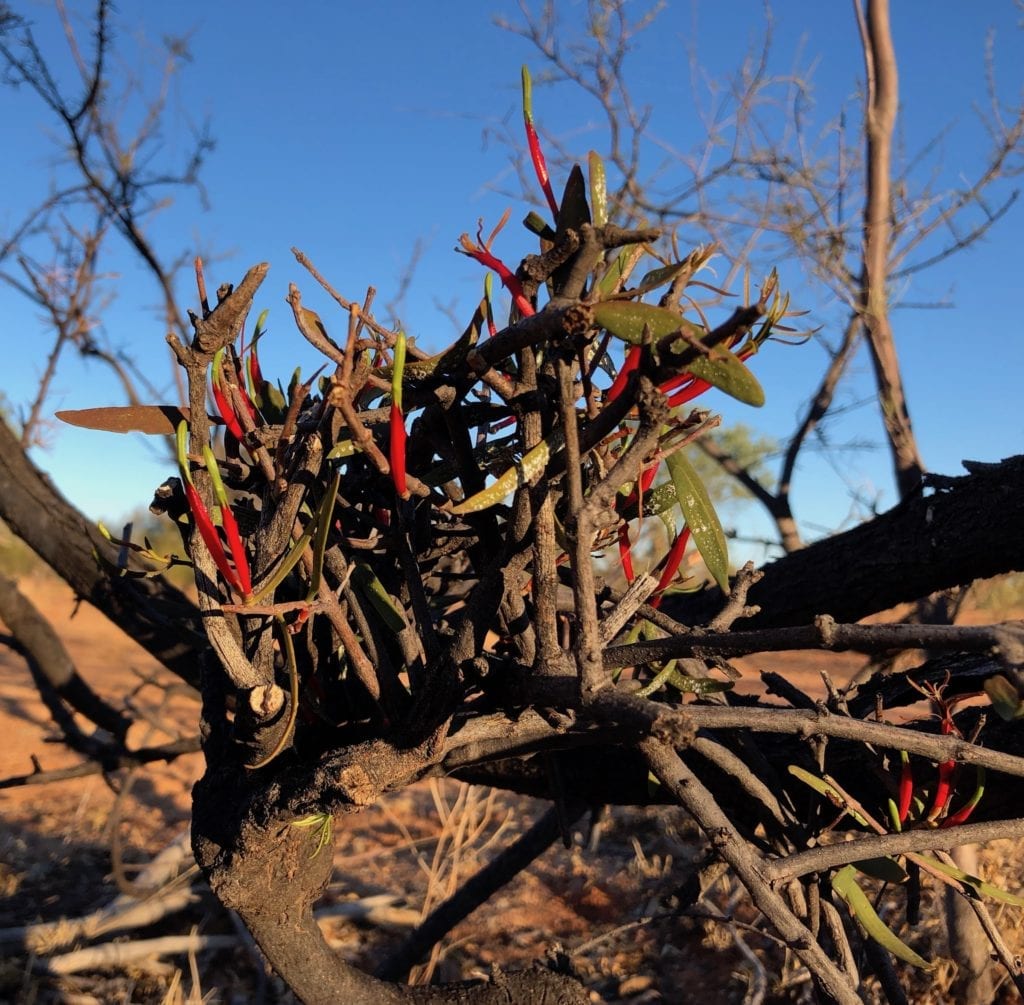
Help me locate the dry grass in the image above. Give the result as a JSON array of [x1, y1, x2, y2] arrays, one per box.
[[3, 576, 1024, 1002]]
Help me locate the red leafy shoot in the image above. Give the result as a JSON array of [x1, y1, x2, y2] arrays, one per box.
[[175, 420, 247, 599], [617, 523, 635, 584], [606, 345, 641, 405], [458, 210, 535, 319], [897, 749, 914, 826], [483, 273, 498, 337], [203, 445, 252, 597], [940, 767, 986, 828], [908, 675, 982, 825], [390, 330, 409, 499], [211, 349, 245, 442], [521, 65, 559, 218], [651, 527, 691, 608]]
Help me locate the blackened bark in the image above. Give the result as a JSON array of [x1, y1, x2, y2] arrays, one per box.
[[0, 416, 204, 686], [667, 455, 1024, 630]]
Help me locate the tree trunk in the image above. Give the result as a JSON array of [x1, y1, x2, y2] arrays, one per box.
[[0, 416, 204, 686], [859, 0, 925, 499]]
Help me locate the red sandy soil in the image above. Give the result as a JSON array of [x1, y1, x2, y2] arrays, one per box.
[[2, 575, 1022, 1004]]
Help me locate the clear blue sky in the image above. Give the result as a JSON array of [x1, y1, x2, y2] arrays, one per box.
[[2, 2, 1022, 561]]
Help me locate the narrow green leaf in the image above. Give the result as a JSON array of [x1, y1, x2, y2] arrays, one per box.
[[306, 467, 341, 602], [523, 211, 555, 240], [555, 163, 591, 235], [916, 854, 1024, 907], [326, 438, 356, 460], [685, 349, 765, 407], [451, 429, 564, 515], [832, 865, 933, 970], [391, 330, 407, 410], [984, 675, 1024, 721], [617, 480, 678, 521], [787, 765, 869, 826], [596, 245, 643, 296], [263, 380, 289, 422], [665, 668, 733, 695], [588, 150, 608, 229], [633, 261, 693, 297], [593, 300, 703, 345], [665, 450, 729, 593], [292, 812, 330, 829], [351, 563, 407, 634]]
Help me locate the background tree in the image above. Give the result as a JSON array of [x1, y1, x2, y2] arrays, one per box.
[[498, 0, 1024, 551]]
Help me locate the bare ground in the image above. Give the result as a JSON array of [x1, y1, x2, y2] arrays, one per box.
[[1, 575, 1023, 1004]]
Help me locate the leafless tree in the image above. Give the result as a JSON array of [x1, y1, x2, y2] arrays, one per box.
[[0, 0, 211, 444], [498, 0, 1024, 551]]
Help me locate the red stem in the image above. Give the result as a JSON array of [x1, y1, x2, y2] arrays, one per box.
[[897, 752, 914, 824], [390, 402, 408, 498], [607, 346, 641, 404], [184, 482, 244, 595], [212, 381, 245, 441], [525, 120, 559, 218], [618, 524, 635, 584], [220, 504, 252, 596], [651, 527, 691, 607], [460, 244, 535, 318]]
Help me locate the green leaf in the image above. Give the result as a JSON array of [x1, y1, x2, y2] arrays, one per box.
[[523, 211, 555, 240], [984, 675, 1024, 721], [832, 865, 933, 970], [593, 300, 703, 345], [555, 163, 591, 235], [916, 854, 1024, 907], [351, 563, 407, 634], [596, 245, 643, 296], [787, 765, 869, 826], [264, 380, 289, 422], [665, 668, 733, 695], [588, 151, 608, 229], [451, 428, 564, 515], [617, 480, 678, 521], [633, 261, 694, 297], [665, 450, 729, 593], [326, 438, 356, 460], [684, 348, 765, 408]]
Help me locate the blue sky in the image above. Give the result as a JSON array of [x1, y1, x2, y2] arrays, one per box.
[[2, 1, 1022, 562]]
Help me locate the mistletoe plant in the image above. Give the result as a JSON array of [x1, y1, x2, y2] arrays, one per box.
[[65, 69, 816, 1005]]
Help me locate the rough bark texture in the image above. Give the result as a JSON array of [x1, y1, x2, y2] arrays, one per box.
[[4, 405, 1022, 686], [0, 416, 204, 686], [191, 755, 588, 1004], [669, 455, 1024, 630]]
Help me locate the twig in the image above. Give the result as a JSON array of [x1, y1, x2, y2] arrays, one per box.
[[764, 818, 1024, 882], [639, 736, 861, 1004], [32, 934, 237, 976], [0, 737, 200, 789], [933, 850, 1024, 998], [602, 615, 1024, 667]]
